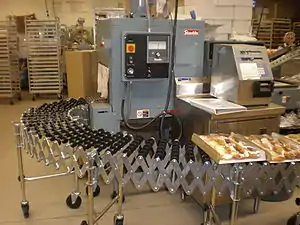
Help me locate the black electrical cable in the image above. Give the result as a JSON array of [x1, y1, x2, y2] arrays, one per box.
[[159, 0, 180, 140], [121, 0, 182, 139], [121, 98, 182, 139], [121, 98, 165, 130], [165, 0, 179, 111], [161, 111, 182, 140]]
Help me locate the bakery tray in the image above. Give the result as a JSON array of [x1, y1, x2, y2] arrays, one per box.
[[192, 133, 266, 165], [246, 133, 300, 164]]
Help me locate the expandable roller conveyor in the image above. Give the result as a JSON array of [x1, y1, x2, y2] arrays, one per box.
[[15, 98, 300, 225]]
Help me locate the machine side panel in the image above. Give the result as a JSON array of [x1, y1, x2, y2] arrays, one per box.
[[210, 44, 238, 102], [89, 103, 120, 133], [110, 24, 125, 120], [96, 20, 111, 67], [272, 87, 300, 110], [174, 21, 205, 78]]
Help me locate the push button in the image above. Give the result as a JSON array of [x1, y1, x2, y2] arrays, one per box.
[[126, 44, 136, 53]]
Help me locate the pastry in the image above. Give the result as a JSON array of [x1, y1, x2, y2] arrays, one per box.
[[201, 134, 260, 161]]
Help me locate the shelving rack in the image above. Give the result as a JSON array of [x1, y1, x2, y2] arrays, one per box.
[[25, 19, 63, 100], [272, 19, 292, 48], [252, 19, 273, 48], [293, 22, 300, 42], [252, 18, 292, 49], [0, 21, 20, 104]]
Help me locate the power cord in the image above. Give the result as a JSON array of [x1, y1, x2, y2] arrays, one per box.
[[121, 82, 182, 139], [159, 0, 180, 139], [121, 82, 165, 130]]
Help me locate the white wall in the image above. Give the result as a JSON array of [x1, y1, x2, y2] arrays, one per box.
[[180, 0, 253, 39], [0, 0, 122, 26], [0, 0, 253, 38]]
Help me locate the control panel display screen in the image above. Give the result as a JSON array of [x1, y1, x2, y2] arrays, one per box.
[[240, 63, 260, 80], [148, 41, 167, 50]]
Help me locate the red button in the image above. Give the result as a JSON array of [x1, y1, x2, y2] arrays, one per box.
[[128, 46, 134, 51], [129, 60, 133, 64]]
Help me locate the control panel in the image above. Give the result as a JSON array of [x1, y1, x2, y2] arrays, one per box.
[[234, 46, 273, 81], [123, 32, 170, 80]]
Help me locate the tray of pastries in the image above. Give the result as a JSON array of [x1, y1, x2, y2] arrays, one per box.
[[285, 134, 300, 144], [192, 133, 266, 164], [247, 133, 300, 163]]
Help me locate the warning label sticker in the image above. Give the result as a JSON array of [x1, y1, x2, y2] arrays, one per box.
[[136, 109, 150, 119]]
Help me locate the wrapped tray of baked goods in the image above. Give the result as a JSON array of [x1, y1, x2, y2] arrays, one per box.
[[191, 133, 266, 164], [285, 134, 300, 144], [247, 133, 300, 163]]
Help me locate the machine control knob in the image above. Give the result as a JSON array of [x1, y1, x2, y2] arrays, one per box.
[[127, 68, 134, 75], [155, 52, 161, 58]]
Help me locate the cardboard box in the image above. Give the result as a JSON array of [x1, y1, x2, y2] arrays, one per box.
[[65, 50, 98, 98]]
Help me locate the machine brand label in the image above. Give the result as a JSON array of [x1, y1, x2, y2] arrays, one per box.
[[184, 29, 200, 36]]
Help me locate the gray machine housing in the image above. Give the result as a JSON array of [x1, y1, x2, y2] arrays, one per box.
[[272, 83, 300, 110], [89, 102, 121, 133], [210, 44, 274, 106], [91, 18, 205, 132], [202, 41, 265, 92]]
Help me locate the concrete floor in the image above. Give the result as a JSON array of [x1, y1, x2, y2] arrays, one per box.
[[0, 97, 299, 225]]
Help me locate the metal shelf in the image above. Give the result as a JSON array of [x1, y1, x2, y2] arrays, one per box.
[[0, 21, 20, 102], [252, 18, 291, 49], [293, 22, 300, 42], [25, 19, 63, 96]]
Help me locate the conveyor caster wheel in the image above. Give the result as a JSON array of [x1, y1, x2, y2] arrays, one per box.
[[66, 194, 82, 209], [80, 221, 88, 225], [111, 191, 125, 203], [287, 213, 300, 225], [114, 215, 124, 225], [10, 100, 14, 105], [85, 185, 100, 197], [57, 94, 62, 100], [32, 96, 35, 101], [296, 198, 300, 206], [21, 201, 29, 219], [18, 95, 22, 101], [287, 215, 297, 225]]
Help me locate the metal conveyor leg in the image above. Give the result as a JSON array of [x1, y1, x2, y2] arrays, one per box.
[[14, 122, 29, 218]]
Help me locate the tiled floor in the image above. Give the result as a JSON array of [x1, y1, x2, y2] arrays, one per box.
[[0, 97, 299, 225]]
